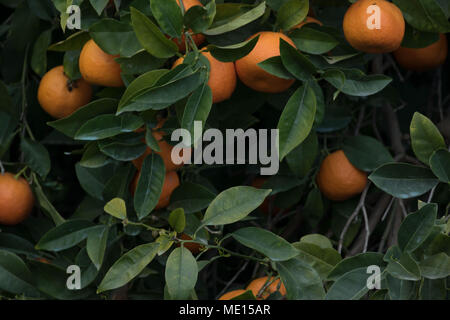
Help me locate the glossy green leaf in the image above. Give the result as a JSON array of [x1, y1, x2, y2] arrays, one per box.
[[327, 252, 384, 281], [87, 225, 109, 270], [326, 268, 373, 300], [104, 198, 127, 220], [169, 208, 186, 233], [278, 84, 316, 160], [165, 247, 198, 300], [286, 131, 318, 178], [293, 242, 342, 279], [75, 114, 144, 141], [80, 142, 110, 168], [201, 186, 271, 227], [429, 149, 450, 183], [31, 29, 52, 76], [280, 39, 316, 81], [386, 252, 421, 281], [290, 26, 339, 55], [369, 163, 439, 199], [232, 227, 299, 261], [419, 253, 450, 279], [151, 0, 183, 38], [48, 31, 90, 51], [168, 182, 216, 213], [36, 220, 95, 251], [276, 0, 308, 31], [181, 81, 212, 138], [343, 135, 394, 171], [20, 137, 51, 178], [98, 242, 159, 293], [207, 36, 259, 62], [258, 56, 294, 79]]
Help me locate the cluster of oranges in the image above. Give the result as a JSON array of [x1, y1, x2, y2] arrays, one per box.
[[219, 276, 286, 300]]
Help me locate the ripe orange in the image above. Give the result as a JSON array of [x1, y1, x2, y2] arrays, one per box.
[[393, 34, 448, 71], [0, 172, 34, 225], [246, 276, 286, 300], [177, 233, 203, 254], [218, 289, 247, 300], [130, 170, 180, 210], [343, 0, 405, 53], [132, 120, 190, 172], [235, 32, 295, 93], [173, 0, 206, 52], [316, 150, 367, 201], [37, 66, 92, 119], [173, 51, 236, 103], [79, 39, 124, 87], [293, 16, 323, 29], [251, 177, 282, 216]]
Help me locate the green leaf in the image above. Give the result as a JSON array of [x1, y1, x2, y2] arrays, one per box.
[[63, 50, 81, 80], [48, 31, 90, 51], [280, 39, 316, 81], [48, 98, 118, 138], [89, 0, 109, 15], [130, 7, 179, 58], [299, 234, 333, 249], [201, 186, 271, 227], [165, 247, 199, 300], [204, 1, 266, 36], [150, 0, 183, 38], [98, 133, 147, 162], [32, 174, 66, 226], [343, 135, 394, 171], [386, 274, 418, 300], [327, 252, 384, 281], [89, 19, 142, 57], [258, 56, 294, 79], [290, 27, 339, 55], [207, 36, 259, 62], [429, 149, 450, 183], [369, 163, 439, 199], [419, 278, 447, 300], [184, 1, 216, 34], [301, 188, 324, 228], [419, 253, 450, 279], [410, 112, 446, 165], [104, 198, 127, 220], [31, 29, 52, 76], [75, 163, 113, 200], [278, 84, 316, 160], [36, 220, 95, 251], [276, 0, 308, 31], [80, 142, 110, 168], [20, 137, 51, 178], [232, 227, 299, 261], [169, 208, 186, 233], [168, 182, 216, 214], [0, 249, 39, 297], [326, 268, 373, 300], [181, 82, 212, 138], [393, 0, 450, 33], [87, 225, 109, 270], [276, 257, 325, 300], [74, 114, 144, 141], [134, 154, 166, 219], [386, 252, 421, 281], [98, 242, 159, 293], [323, 69, 392, 97], [398, 203, 437, 252], [286, 131, 318, 178], [293, 242, 342, 279]]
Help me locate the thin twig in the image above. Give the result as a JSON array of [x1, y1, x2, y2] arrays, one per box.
[[398, 199, 408, 218], [381, 196, 395, 221], [427, 186, 436, 203], [361, 205, 370, 252], [215, 258, 251, 299], [338, 183, 371, 253], [354, 106, 365, 135]]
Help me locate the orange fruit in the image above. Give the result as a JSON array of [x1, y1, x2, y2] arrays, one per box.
[[132, 120, 191, 172], [177, 233, 203, 254], [316, 150, 368, 201], [246, 276, 286, 300], [219, 289, 247, 300], [37, 66, 92, 119], [235, 32, 296, 93], [293, 16, 323, 29], [393, 34, 448, 71], [173, 51, 236, 103], [130, 170, 180, 210], [79, 39, 123, 87], [173, 0, 206, 52], [0, 172, 34, 225], [343, 0, 405, 53]]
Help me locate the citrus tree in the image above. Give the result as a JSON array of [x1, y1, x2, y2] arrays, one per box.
[[0, 0, 449, 300]]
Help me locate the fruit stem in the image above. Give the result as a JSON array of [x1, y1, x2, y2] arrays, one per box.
[[14, 166, 28, 180]]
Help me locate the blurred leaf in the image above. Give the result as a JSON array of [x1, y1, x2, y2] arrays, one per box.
[[293, 242, 342, 279], [130, 7, 179, 58], [299, 234, 333, 249], [151, 0, 183, 38], [80, 142, 110, 168], [21, 138, 51, 178], [98, 242, 159, 293], [134, 154, 165, 219], [201, 186, 271, 227], [276, 257, 325, 299], [278, 84, 316, 160], [419, 278, 447, 300], [169, 208, 186, 233], [398, 203, 437, 252], [386, 274, 418, 300], [369, 163, 438, 199], [410, 112, 446, 165], [89, 0, 109, 15], [343, 135, 394, 172], [276, 0, 308, 31], [232, 227, 299, 261], [419, 253, 450, 279], [165, 247, 198, 299], [36, 220, 95, 251], [31, 29, 52, 76], [75, 163, 114, 200]]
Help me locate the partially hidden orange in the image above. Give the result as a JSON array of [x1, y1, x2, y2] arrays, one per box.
[[173, 0, 206, 52], [246, 276, 286, 300], [37, 66, 92, 119], [0, 172, 34, 225], [218, 290, 247, 300]]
